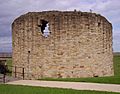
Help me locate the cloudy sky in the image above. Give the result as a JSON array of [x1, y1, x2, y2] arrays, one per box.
[[0, 0, 120, 52]]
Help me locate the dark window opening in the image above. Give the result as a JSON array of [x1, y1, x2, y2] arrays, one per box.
[[38, 20, 51, 37], [93, 74, 98, 77], [98, 22, 101, 27], [94, 75, 98, 77], [28, 51, 30, 53], [40, 20, 48, 34]]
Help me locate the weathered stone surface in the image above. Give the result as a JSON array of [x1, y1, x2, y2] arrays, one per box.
[[12, 11, 114, 79]]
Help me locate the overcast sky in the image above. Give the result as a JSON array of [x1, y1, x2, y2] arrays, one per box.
[[0, 0, 120, 52]]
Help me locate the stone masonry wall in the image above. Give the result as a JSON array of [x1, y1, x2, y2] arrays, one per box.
[[12, 11, 114, 79]]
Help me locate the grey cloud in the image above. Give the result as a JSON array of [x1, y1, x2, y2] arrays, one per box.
[[0, 44, 12, 52], [0, 0, 120, 52], [92, 0, 120, 23], [0, 36, 12, 52]]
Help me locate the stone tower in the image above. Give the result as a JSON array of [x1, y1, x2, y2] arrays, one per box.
[[12, 11, 114, 79]]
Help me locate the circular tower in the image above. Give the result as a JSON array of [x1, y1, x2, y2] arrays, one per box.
[[12, 11, 113, 79]]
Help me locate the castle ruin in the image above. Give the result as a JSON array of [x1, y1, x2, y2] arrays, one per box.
[[12, 11, 114, 79]]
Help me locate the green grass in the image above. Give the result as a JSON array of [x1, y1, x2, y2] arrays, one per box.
[[6, 59, 12, 75], [6, 58, 12, 66], [0, 84, 119, 94], [114, 55, 120, 76], [39, 55, 120, 84], [39, 76, 120, 84]]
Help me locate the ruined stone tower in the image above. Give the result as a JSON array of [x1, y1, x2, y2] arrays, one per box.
[[12, 11, 114, 79]]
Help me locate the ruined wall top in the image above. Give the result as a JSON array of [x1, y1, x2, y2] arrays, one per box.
[[12, 10, 112, 28]]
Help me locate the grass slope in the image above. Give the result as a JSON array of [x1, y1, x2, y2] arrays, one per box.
[[0, 84, 119, 94], [40, 55, 120, 84], [40, 76, 120, 84], [114, 55, 120, 76], [6, 59, 12, 75], [6, 59, 12, 67]]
